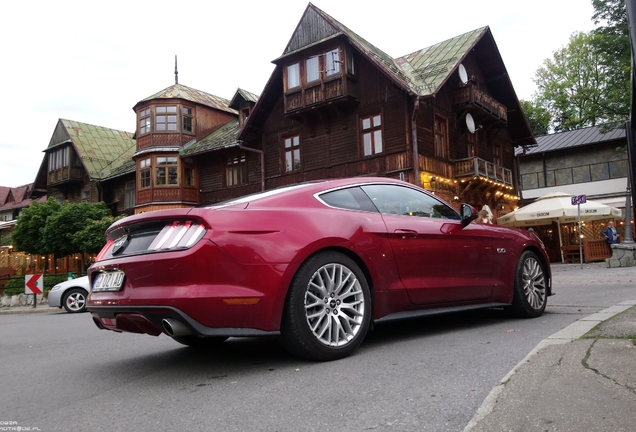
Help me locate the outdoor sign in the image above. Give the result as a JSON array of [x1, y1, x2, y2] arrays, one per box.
[[571, 195, 586, 269], [25, 274, 43, 295], [571, 195, 586, 205]]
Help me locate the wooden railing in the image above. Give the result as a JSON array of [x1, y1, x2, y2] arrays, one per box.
[[454, 157, 513, 186], [561, 239, 612, 263], [452, 86, 507, 122]]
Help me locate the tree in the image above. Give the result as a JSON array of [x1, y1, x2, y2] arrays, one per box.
[[591, 0, 631, 127], [42, 201, 113, 259], [530, 1, 630, 132], [520, 99, 551, 136], [70, 216, 121, 254], [11, 197, 61, 255], [12, 200, 120, 272], [533, 31, 608, 131]]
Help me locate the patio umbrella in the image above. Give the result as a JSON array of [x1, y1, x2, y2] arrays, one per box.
[[496, 192, 622, 227]]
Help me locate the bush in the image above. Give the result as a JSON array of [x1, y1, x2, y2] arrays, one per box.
[[2, 275, 71, 296]]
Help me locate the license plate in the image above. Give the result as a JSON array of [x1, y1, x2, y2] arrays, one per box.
[[93, 271, 125, 292]]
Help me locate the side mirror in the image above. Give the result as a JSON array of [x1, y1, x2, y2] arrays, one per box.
[[460, 204, 479, 226]]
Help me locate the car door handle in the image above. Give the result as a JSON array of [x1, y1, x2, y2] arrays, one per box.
[[394, 229, 418, 239]]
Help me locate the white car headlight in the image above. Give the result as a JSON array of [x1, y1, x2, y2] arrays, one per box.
[[51, 285, 62, 292]]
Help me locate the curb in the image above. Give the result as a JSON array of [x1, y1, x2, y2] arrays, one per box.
[[0, 306, 58, 315], [463, 300, 636, 432]]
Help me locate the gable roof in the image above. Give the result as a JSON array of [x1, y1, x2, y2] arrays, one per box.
[[135, 83, 237, 115], [47, 119, 136, 180], [517, 125, 626, 156], [278, 4, 489, 97], [0, 183, 46, 214], [229, 88, 259, 110], [181, 119, 240, 157]]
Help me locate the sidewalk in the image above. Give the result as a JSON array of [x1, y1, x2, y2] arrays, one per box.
[[466, 262, 636, 432]]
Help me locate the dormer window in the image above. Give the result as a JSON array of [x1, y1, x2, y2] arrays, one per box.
[[240, 107, 250, 125]]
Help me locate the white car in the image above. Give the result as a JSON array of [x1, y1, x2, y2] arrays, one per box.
[[47, 276, 90, 313]]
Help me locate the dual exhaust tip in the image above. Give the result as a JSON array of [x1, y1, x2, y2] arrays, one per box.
[[161, 318, 193, 337]]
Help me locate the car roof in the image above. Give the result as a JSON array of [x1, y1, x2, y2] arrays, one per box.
[[207, 177, 413, 209]]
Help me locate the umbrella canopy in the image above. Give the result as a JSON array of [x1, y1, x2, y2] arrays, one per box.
[[497, 192, 623, 227]]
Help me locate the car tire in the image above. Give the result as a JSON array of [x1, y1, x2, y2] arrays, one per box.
[[172, 336, 229, 348], [62, 288, 88, 313], [510, 250, 547, 318], [280, 251, 371, 361]]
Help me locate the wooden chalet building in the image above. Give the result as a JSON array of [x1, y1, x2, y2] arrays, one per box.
[[31, 119, 135, 211], [232, 3, 535, 214]]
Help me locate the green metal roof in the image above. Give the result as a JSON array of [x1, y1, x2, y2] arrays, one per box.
[[395, 27, 487, 95], [137, 83, 237, 115], [181, 119, 240, 156], [229, 88, 259, 110], [50, 119, 136, 180]]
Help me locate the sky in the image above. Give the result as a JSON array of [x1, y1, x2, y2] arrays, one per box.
[[0, 0, 597, 188]]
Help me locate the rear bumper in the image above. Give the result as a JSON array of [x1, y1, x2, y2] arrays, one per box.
[[88, 239, 293, 331], [90, 306, 279, 337]]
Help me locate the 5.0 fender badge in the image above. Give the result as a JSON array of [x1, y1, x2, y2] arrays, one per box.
[[111, 235, 129, 255]]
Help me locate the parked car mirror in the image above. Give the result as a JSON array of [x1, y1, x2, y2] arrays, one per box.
[[460, 204, 478, 225]]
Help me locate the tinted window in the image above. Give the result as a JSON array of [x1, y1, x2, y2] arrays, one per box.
[[361, 184, 459, 220], [319, 187, 378, 212]]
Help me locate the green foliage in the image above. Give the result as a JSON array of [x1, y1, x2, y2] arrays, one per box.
[[520, 99, 551, 136], [71, 215, 124, 253], [11, 198, 61, 255], [12, 199, 116, 257], [42, 201, 113, 257], [534, 31, 609, 131], [2, 275, 69, 296], [530, 0, 630, 132], [591, 0, 630, 129]]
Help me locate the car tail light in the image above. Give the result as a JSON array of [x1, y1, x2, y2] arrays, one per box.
[[148, 221, 206, 250], [95, 239, 113, 262], [94, 220, 207, 262]]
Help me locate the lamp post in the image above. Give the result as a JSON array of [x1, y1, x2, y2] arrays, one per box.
[[625, 121, 635, 244]]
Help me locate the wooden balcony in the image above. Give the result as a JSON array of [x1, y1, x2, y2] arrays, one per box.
[[452, 86, 507, 124], [47, 167, 84, 185], [284, 76, 358, 115], [454, 157, 513, 187]]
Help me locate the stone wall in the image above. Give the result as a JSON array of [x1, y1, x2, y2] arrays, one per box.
[[1, 293, 47, 307]]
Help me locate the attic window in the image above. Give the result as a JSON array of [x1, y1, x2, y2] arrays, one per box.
[[240, 107, 250, 125]]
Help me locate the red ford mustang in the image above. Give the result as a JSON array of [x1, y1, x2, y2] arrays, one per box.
[[87, 177, 552, 361]]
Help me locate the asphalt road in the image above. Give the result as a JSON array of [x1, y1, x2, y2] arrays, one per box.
[[1, 263, 634, 432]]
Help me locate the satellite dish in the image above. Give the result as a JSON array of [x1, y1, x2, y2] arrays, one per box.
[[458, 64, 469, 85], [466, 113, 476, 133]]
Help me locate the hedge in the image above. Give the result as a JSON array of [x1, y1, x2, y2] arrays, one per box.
[[2, 275, 74, 296]]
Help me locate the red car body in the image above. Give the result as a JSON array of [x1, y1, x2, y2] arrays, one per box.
[[87, 177, 552, 360]]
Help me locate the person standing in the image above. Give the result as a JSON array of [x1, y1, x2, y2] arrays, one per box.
[[602, 221, 621, 244], [477, 209, 492, 224]]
